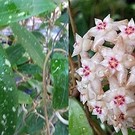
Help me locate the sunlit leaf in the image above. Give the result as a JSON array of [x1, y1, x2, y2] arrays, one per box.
[[10, 23, 45, 68], [69, 98, 94, 135], [50, 53, 68, 109], [0, 0, 56, 26], [0, 45, 18, 135]]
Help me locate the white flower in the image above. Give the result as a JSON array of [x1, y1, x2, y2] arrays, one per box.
[[72, 15, 135, 135], [100, 46, 125, 75], [89, 100, 108, 123], [118, 18, 135, 49], [119, 18, 135, 40], [87, 14, 118, 51], [76, 81, 89, 104], [76, 58, 96, 83], [72, 34, 83, 57], [104, 87, 134, 113], [72, 34, 92, 57]]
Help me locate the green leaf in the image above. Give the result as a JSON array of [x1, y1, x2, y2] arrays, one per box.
[[69, 98, 94, 135], [0, 45, 18, 135], [15, 108, 45, 135], [10, 23, 45, 68], [18, 64, 42, 75], [50, 53, 68, 109], [0, 0, 56, 26], [18, 90, 32, 104], [6, 44, 25, 65], [54, 120, 68, 135]]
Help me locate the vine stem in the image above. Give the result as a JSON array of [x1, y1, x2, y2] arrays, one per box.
[[43, 48, 67, 135], [67, 0, 77, 38]]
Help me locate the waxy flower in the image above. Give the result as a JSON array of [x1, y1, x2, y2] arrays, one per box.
[[104, 87, 134, 113], [72, 34, 92, 57], [72, 15, 135, 135], [76, 81, 89, 104], [89, 101, 108, 123], [119, 18, 135, 41], [76, 58, 96, 83]]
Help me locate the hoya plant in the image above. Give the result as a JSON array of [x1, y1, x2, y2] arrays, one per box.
[[71, 14, 135, 135], [0, 0, 68, 135]]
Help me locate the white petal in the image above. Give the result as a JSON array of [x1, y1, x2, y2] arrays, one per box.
[[116, 68, 127, 86], [128, 18, 135, 27], [95, 18, 102, 25], [82, 38, 92, 51], [123, 54, 135, 69], [92, 37, 105, 52], [100, 47, 113, 58], [88, 27, 98, 37], [116, 64, 125, 72], [103, 14, 112, 23], [91, 52, 103, 64], [76, 33, 82, 42], [100, 59, 108, 67], [118, 25, 126, 33], [121, 127, 128, 135], [88, 72, 95, 81], [72, 47, 81, 57], [113, 19, 128, 30], [125, 96, 134, 104], [104, 30, 118, 43], [76, 68, 83, 76], [113, 36, 126, 55], [108, 76, 119, 90], [90, 79, 102, 94]]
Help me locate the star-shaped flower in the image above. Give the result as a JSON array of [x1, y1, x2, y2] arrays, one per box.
[[104, 87, 134, 113], [72, 34, 93, 57]]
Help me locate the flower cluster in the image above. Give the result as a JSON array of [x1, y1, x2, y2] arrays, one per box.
[[72, 15, 135, 135]]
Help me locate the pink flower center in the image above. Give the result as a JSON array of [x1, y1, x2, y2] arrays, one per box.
[[119, 113, 125, 120], [108, 57, 118, 69], [114, 95, 125, 106], [83, 66, 91, 76], [97, 22, 107, 30], [125, 26, 135, 35], [95, 106, 102, 114]]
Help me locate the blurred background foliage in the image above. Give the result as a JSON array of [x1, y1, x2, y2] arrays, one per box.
[[69, 0, 135, 135], [69, 0, 135, 54]]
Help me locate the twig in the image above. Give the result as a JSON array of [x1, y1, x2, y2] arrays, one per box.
[[67, 0, 77, 38], [55, 111, 69, 125], [69, 55, 76, 88]]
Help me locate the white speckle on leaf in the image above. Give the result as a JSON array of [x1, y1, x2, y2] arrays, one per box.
[[1, 72, 4, 75], [18, 12, 25, 17], [9, 87, 13, 91], [9, 15, 12, 19], [1, 120, 6, 126], [2, 114, 6, 119], [3, 87, 6, 91], [4, 1, 8, 5], [1, 131, 4, 135], [5, 59, 11, 67], [8, 20, 11, 23], [12, 106, 16, 112]]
